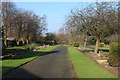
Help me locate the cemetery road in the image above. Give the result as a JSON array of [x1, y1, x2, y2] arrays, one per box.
[[3, 46, 76, 79]]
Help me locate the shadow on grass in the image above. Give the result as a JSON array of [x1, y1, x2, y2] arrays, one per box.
[[3, 50, 59, 60], [86, 49, 109, 52], [80, 49, 94, 53], [2, 48, 29, 56], [99, 49, 109, 52], [80, 49, 109, 53], [2, 66, 16, 76], [85, 46, 109, 52]]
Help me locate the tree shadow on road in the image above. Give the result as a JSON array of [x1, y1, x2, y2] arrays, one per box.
[[2, 49, 59, 76], [2, 66, 45, 80]]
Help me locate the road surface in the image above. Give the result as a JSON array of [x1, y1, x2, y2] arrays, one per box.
[[3, 46, 76, 79]]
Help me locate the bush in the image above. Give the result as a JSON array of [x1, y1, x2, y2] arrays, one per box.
[[99, 42, 105, 47], [108, 42, 120, 67], [73, 42, 79, 47], [26, 43, 39, 50], [7, 40, 17, 47]]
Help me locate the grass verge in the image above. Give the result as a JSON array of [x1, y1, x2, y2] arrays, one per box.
[[2, 45, 60, 75], [68, 46, 116, 78]]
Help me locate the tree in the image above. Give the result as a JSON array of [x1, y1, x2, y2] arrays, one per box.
[[2, 2, 47, 46], [65, 2, 118, 54], [14, 10, 47, 45], [2, 2, 17, 46], [56, 27, 70, 44]]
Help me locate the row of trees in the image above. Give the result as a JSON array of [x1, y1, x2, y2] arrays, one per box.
[[56, 26, 85, 45], [1, 2, 47, 46], [64, 2, 118, 54]]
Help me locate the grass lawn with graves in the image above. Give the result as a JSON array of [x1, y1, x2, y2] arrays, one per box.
[[79, 45, 109, 55]]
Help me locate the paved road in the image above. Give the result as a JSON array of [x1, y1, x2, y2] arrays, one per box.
[[3, 46, 76, 79]]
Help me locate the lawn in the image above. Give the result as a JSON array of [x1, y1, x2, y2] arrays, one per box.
[[2, 46, 28, 55], [68, 46, 116, 78], [2, 45, 60, 75]]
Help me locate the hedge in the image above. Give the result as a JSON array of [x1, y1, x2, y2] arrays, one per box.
[[108, 42, 120, 67]]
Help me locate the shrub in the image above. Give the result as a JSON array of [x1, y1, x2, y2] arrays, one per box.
[[7, 40, 17, 47], [26, 43, 39, 50], [99, 42, 105, 47], [73, 42, 79, 47], [108, 42, 120, 67], [45, 41, 54, 45]]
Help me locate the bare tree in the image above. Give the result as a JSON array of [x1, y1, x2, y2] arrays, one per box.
[[2, 2, 47, 46], [2, 2, 17, 46], [65, 2, 118, 54]]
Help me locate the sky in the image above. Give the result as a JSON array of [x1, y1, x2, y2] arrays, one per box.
[[14, 2, 93, 33]]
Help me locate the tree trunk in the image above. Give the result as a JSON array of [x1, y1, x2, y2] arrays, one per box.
[[3, 26, 7, 47], [4, 39, 7, 47], [84, 36, 87, 46], [26, 39, 29, 44], [94, 38, 100, 54], [17, 41, 20, 45], [3, 33, 7, 46], [22, 41, 25, 44], [22, 38, 25, 44]]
